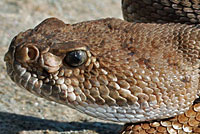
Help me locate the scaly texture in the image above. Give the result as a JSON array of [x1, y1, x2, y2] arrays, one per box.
[[122, 0, 200, 24], [121, 0, 200, 133], [4, 0, 200, 134], [121, 102, 200, 134]]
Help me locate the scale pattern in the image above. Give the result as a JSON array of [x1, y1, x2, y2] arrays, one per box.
[[4, 0, 200, 134], [122, 0, 200, 24], [121, 0, 200, 133], [121, 103, 200, 134]]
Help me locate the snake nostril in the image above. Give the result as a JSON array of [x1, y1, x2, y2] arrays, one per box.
[[27, 46, 38, 60], [16, 44, 39, 63]]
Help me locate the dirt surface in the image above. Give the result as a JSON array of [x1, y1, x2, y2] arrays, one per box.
[[0, 0, 123, 134]]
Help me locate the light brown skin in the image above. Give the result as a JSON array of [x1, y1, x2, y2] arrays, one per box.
[[4, 0, 200, 134], [121, 0, 200, 133]]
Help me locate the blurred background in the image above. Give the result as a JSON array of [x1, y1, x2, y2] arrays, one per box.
[[0, 0, 122, 134]]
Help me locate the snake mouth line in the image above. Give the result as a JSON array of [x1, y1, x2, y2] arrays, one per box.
[[6, 60, 42, 96]]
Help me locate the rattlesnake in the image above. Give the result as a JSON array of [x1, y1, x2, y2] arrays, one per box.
[[4, 0, 200, 133]]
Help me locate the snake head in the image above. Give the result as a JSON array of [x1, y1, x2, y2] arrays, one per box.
[[4, 18, 97, 103], [4, 17, 200, 123]]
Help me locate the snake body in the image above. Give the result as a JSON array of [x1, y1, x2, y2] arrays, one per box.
[[4, 0, 200, 133]]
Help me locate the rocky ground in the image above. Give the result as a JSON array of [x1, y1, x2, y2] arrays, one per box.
[[0, 0, 123, 134]]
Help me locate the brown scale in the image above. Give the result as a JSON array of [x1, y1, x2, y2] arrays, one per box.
[[121, 0, 200, 133], [120, 103, 200, 134], [4, 1, 200, 134], [122, 0, 200, 24]]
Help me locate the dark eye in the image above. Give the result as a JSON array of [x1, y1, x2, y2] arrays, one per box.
[[64, 50, 87, 67]]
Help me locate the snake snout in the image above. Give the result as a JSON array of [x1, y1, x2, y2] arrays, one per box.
[[4, 50, 12, 63], [15, 44, 39, 63]]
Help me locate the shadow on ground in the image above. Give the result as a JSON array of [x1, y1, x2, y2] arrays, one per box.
[[0, 112, 122, 134]]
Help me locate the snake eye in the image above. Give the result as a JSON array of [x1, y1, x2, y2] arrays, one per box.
[[64, 50, 87, 67]]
